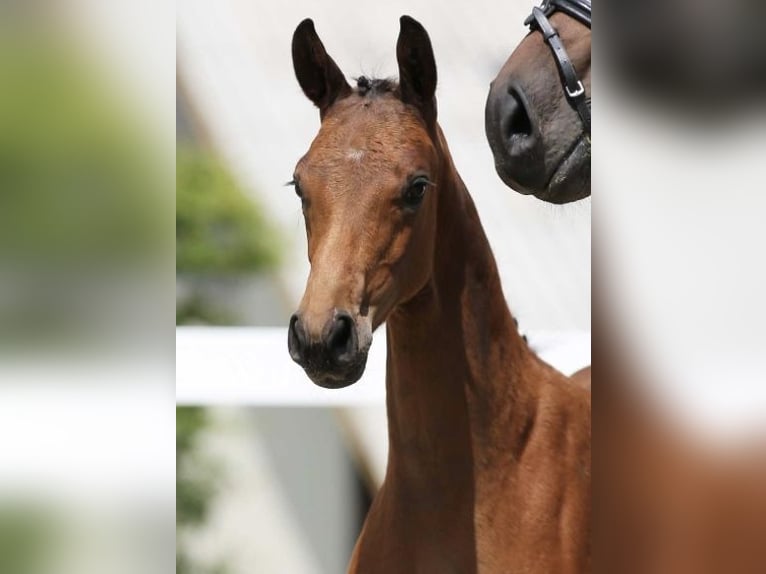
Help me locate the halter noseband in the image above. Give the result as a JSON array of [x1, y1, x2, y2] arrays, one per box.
[[524, 0, 591, 135]]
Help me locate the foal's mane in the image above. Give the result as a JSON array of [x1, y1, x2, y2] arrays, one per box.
[[354, 76, 398, 97]]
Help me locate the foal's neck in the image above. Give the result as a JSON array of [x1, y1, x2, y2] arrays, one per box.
[[384, 127, 545, 489]]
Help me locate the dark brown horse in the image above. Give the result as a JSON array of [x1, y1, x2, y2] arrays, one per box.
[[485, 0, 591, 204], [288, 16, 590, 572]]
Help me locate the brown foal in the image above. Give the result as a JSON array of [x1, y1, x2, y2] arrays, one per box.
[[287, 16, 590, 573]]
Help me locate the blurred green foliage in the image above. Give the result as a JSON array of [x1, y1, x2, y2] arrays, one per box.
[[177, 407, 214, 527], [0, 30, 167, 267], [0, 505, 58, 574], [176, 147, 280, 274], [175, 296, 237, 326], [177, 407, 227, 574], [0, 25, 170, 349]]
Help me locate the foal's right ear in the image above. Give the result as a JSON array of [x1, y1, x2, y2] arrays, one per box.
[[292, 19, 352, 119], [397, 16, 437, 128]]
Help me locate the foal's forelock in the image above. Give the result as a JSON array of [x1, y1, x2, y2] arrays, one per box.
[[354, 76, 398, 97]]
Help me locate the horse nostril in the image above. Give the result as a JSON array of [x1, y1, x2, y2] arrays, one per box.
[[288, 313, 307, 363], [326, 312, 356, 363], [503, 88, 533, 139]]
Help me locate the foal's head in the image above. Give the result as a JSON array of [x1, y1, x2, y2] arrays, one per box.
[[287, 17, 440, 388]]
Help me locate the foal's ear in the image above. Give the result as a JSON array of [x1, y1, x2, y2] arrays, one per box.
[[396, 16, 437, 127], [292, 19, 352, 118]]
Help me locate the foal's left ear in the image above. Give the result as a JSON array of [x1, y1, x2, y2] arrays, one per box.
[[396, 16, 437, 128], [292, 19, 352, 119]]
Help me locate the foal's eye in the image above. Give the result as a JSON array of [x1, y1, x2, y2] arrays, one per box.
[[291, 180, 303, 199], [402, 176, 431, 208], [287, 178, 308, 206]]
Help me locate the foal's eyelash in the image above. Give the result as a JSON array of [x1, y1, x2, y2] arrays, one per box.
[[285, 179, 296, 187], [412, 177, 436, 187]]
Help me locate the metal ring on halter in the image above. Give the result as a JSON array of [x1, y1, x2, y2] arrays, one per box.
[[566, 80, 585, 98]]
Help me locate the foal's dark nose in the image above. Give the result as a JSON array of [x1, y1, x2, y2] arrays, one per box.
[[485, 82, 545, 191], [288, 310, 358, 367], [324, 311, 356, 363], [288, 313, 309, 364]]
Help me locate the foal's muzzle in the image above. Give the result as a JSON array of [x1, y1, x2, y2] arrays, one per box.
[[288, 309, 369, 388]]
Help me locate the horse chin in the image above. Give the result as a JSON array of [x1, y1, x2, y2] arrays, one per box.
[[492, 161, 536, 198], [536, 136, 591, 204], [304, 354, 369, 389]]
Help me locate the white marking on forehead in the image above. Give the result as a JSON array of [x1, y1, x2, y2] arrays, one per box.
[[346, 148, 365, 162]]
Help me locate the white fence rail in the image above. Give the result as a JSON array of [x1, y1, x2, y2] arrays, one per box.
[[176, 327, 591, 406]]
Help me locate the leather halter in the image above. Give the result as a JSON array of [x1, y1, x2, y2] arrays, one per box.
[[524, 0, 591, 135]]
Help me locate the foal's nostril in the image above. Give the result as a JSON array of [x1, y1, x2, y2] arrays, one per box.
[[288, 313, 307, 363], [503, 89, 533, 139], [326, 312, 356, 363]]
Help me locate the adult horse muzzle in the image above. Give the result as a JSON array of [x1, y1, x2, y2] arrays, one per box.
[[485, 0, 591, 203]]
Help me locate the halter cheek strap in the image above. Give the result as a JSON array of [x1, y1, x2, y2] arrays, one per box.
[[525, 0, 592, 136]]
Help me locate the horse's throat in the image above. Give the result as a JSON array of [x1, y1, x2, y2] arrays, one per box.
[[383, 178, 534, 490]]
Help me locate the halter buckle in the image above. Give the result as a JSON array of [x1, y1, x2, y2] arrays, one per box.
[[566, 80, 585, 98]]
